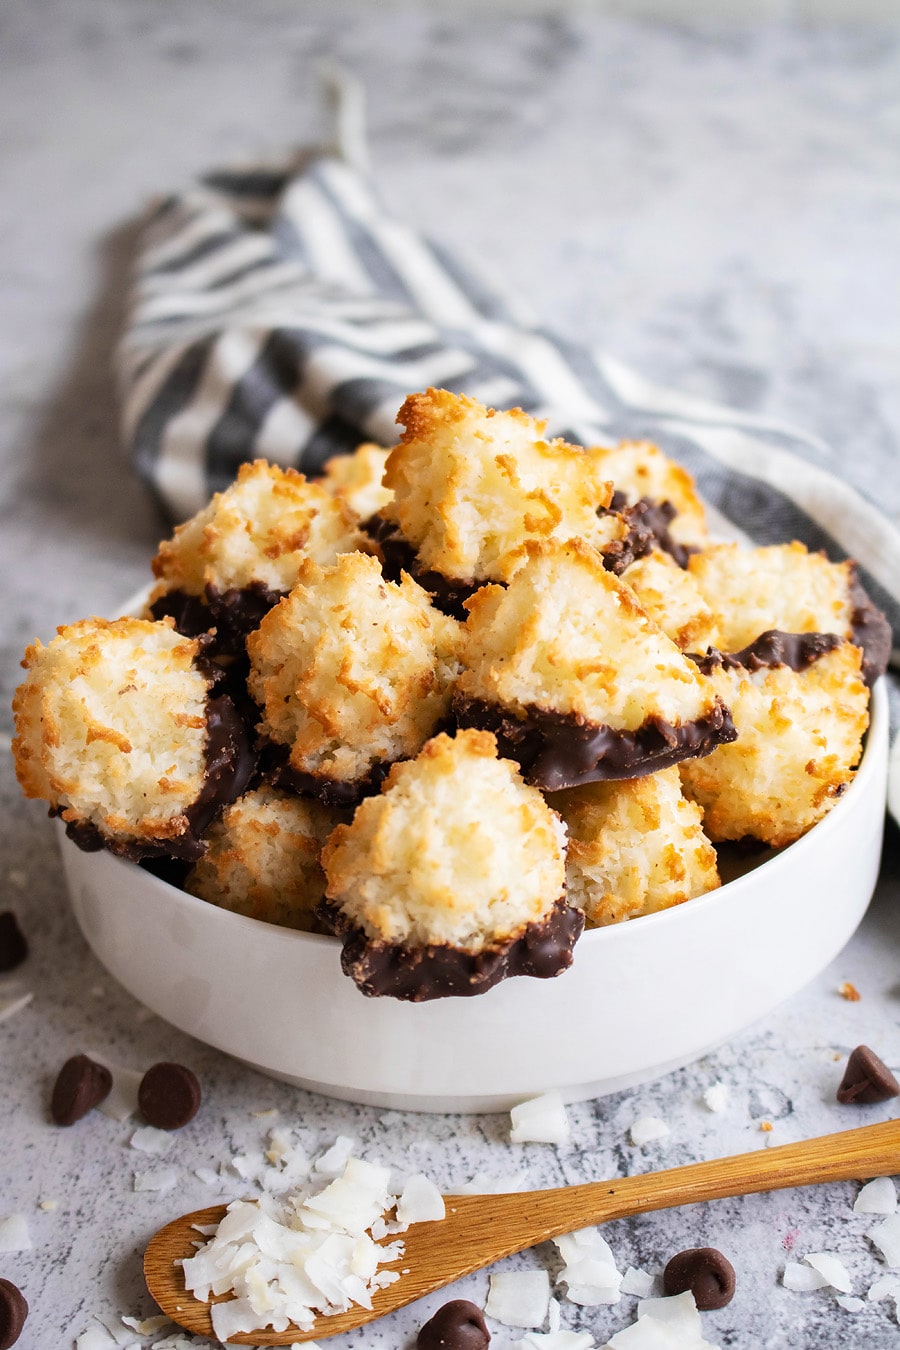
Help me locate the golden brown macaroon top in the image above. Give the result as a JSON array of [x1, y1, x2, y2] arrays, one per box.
[[247, 551, 461, 785], [12, 616, 212, 844], [322, 729, 567, 949], [458, 537, 722, 731], [550, 767, 719, 928], [320, 443, 393, 521], [381, 388, 614, 584], [620, 549, 721, 651], [150, 458, 369, 602]]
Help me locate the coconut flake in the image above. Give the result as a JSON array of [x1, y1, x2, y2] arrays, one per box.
[[870, 1213, 900, 1268], [485, 1270, 552, 1328], [87, 1055, 144, 1123], [868, 1273, 900, 1301], [803, 1253, 853, 1293], [133, 1168, 178, 1193], [854, 1177, 898, 1216], [629, 1117, 670, 1147], [555, 1227, 622, 1307], [702, 1082, 730, 1114], [835, 1295, 864, 1312], [396, 1174, 445, 1226], [448, 1169, 530, 1195], [637, 1291, 702, 1333], [0, 1214, 31, 1252], [621, 1268, 657, 1298], [130, 1126, 174, 1156], [75, 1330, 118, 1350], [513, 1333, 596, 1349], [510, 1092, 571, 1145], [313, 1135, 356, 1177], [782, 1262, 830, 1292], [548, 1296, 561, 1331], [194, 1165, 223, 1187], [0, 990, 33, 1023]]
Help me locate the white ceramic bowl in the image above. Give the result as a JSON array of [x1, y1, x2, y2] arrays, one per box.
[[59, 681, 888, 1114]]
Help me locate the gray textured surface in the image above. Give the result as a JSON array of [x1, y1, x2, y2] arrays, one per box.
[[1, 5, 899, 1347]]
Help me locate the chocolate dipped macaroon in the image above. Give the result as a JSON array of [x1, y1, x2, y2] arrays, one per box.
[[149, 459, 370, 652], [593, 438, 712, 565], [248, 552, 461, 806], [12, 616, 253, 861], [320, 729, 581, 1001], [454, 537, 735, 792]]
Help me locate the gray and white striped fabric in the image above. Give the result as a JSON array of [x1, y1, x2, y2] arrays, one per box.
[[120, 152, 900, 816]]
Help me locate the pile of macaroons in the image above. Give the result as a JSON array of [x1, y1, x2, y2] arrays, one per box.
[[12, 389, 890, 1002]]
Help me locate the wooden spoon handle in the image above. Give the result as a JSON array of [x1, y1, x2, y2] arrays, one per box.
[[449, 1117, 900, 1260]]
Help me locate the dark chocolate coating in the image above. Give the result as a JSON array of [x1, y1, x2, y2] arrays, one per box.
[[261, 740, 393, 808], [138, 1061, 202, 1129], [848, 566, 892, 687], [663, 1247, 736, 1310], [607, 492, 695, 569], [149, 589, 212, 638], [51, 1054, 113, 1126], [0, 1279, 28, 1350], [59, 688, 256, 864], [319, 897, 583, 1002], [688, 630, 844, 678], [0, 912, 28, 973], [363, 515, 482, 620], [417, 1299, 491, 1349], [453, 695, 736, 792], [837, 1045, 900, 1105], [152, 581, 285, 654]]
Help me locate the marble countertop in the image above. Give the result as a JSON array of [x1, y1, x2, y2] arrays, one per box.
[[2, 4, 899, 1347]]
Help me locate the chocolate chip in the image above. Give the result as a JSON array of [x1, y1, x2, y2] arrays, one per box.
[[138, 1062, 201, 1130], [417, 1300, 490, 1350], [837, 1045, 900, 1105], [663, 1247, 736, 1310], [0, 1279, 28, 1350], [0, 912, 28, 973], [50, 1054, 113, 1126]]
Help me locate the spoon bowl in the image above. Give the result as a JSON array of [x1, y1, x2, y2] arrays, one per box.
[[144, 1117, 900, 1344]]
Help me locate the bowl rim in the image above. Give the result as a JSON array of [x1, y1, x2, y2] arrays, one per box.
[[62, 648, 888, 950]]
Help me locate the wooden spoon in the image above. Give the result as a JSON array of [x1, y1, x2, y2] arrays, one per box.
[[145, 1116, 900, 1344]]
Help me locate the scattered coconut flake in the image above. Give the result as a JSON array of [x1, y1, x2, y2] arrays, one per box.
[[621, 1268, 657, 1298], [510, 1092, 571, 1145], [702, 1082, 730, 1114], [485, 1270, 552, 1328], [548, 1296, 561, 1332], [803, 1253, 853, 1293], [835, 1294, 865, 1312], [133, 1168, 178, 1193], [0, 990, 33, 1023], [514, 1333, 596, 1349], [838, 981, 861, 1001], [151, 1337, 196, 1350], [637, 1291, 702, 1334], [868, 1273, 900, 1301], [130, 1125, 175, 1156], [75, 1330, 117, 1350], [782, 1262, 830, 1292], [121, 1315, 173, 1335], [88, 1055, 144, 1122], [194, 1165, 223, 1187], [396, 1174, 445, 1226], [38, 1198, 58, 1212], [0, 1214, 31, 1251], [447, 1169, 530, 1195], [252, 1107, 280, 1120], [93, 1313, 142, 1348], [555, 1227, 622, 1306], [606, 1291, 720, 1348], [313, 1135, 356, 1177], [870, 1213, 900, 1268], [182, 1153, 440, 1340], [854, 1177, 898, 1216], [629, 1116, 670, 1147]]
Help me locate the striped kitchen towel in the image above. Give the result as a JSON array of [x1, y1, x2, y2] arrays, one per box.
[[118, 150, 900, 818]]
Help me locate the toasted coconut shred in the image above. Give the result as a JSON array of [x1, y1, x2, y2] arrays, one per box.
[[181, 1151, 444, 1341]]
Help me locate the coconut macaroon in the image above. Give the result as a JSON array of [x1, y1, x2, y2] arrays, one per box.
[[687, 542, 891, 685], [185, 787, 345, 931], [550, 768, 720, 927], [149, 459, 369, 650], [12, 616, 254, 860], [680, 641, 869, 847], [620, 549, 721, 651], [320, 729, 580, 1001], [455, 538, 735, 791], [320, 443, 393, 522], [594, 440, 710, 562], [247, 552, 461, 804], [378, 388, 614, 594]]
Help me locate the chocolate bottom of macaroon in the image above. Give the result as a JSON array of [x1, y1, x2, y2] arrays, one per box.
[[687, 630, 844, 677], [848, 567, 892, 687], [57, 691, 257, 863], [151, 581, 285, 654], [453, 695, 736, 792], [318, 896, 584, 1001], [259, 739, 394, 808], [605, 493, 696, 570], [363, 515, 481, 620]]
